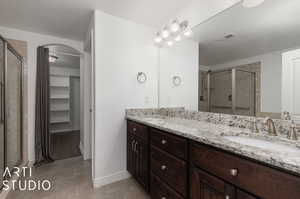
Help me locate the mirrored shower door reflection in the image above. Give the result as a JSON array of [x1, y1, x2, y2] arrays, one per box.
[[209, 70, 233, 114], [207, 68, 256, 116]]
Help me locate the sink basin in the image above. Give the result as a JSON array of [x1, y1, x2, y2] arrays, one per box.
[[224, 136, 300, 155]]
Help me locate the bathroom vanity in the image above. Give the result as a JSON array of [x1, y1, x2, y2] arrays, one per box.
[[126, 109, 300, 199]]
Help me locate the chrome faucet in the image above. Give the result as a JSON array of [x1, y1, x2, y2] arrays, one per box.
[[287, 121, 298, 141], [264, 117, 277, 136]]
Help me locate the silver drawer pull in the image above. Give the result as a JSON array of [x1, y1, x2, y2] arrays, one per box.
[[161, 165, 167, 170], [225, 196, 230, 199], [133, 128, 137, 132], [230, 169, 238, 176], [161, 140, 167, 145], [161, 197, 166, 199]]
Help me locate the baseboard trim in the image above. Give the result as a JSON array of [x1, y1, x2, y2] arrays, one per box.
[[93, 170, 131, 188]]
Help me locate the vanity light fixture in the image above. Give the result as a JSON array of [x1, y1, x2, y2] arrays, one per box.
[[162, 28, 170, 38], [167, 41, 174, 46], [183, 29, 193, 37], [242, 0, 265, 8], [154, 33, 163, 43], [170, 19, 180, 32], [154, 19, 192, 47]]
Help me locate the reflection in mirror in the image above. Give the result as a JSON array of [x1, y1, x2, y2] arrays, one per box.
[[192, 0, 300, 119]]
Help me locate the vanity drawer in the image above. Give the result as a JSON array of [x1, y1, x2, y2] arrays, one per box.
[[150, 173, 184, 199], [151, 145, 187, 197], [190, 142, 300, 199], [150, 128, 187, 160], [127, 120, 148, 142]]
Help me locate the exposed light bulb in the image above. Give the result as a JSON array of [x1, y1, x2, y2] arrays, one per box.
[[183, 29, 193, 37], [49, 55, 58, 63], [167, 41, 173, 46], [162, 28, 170, 38], [242, 0, 265, 8], [171, 20, 180, 32], [154, 35, 162, 43], [174, 35, 182, 42]]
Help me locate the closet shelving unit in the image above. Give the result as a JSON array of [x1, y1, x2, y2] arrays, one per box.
[[49, 75, 70, 124]]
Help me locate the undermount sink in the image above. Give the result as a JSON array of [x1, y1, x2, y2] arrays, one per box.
[[224, 136, 300, 155]]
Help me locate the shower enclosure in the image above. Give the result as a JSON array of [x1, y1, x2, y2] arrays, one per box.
[[0, 35, 23, 190], [204, 68, 256, 116]]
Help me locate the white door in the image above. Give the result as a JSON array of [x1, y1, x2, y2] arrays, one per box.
[[282, 49, 300, 123]]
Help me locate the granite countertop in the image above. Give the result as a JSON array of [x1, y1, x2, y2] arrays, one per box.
[[126, 114, 300, 175]]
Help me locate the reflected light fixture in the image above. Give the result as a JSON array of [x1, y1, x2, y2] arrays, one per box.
[[49, 54, 58, 63], [167, 41, 174, 46], [154, 33, 162, 43], [162, 28, 170, 38], [183, 29, 193, 37], [171, 20, 180, 32], [242, 0, 265, 8]]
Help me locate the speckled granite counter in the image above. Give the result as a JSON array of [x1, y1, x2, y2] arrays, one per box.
[[126, 108, 300, 175]]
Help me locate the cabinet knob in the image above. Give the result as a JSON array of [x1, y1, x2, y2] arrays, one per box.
[[161, 165, 167, 170], [133, 128, 137, 132], [230, 169, 238, 176], [161, 197, 166, 199], [225, 196, 230, 199], [161, 140, 167, 145]]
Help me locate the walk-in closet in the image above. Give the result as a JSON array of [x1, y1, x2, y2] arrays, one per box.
[[47, 45, 81, 160]]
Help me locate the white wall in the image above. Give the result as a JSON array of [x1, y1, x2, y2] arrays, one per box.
[[211, 51, 282, 113], [93, 10, 159, 187], [159, 40, 199, 110], [0, 26, 83, 163]]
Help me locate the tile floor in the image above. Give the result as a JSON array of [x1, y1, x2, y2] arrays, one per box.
[[7, 157, 150, 199]]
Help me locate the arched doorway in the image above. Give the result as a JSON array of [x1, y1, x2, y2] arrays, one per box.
[[43, 44, 83, 160]]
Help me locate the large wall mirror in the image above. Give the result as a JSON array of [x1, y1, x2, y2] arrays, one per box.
[[192, 0, 300, 121]]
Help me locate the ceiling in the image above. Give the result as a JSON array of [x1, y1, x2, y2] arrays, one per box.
[[192, 0, 300, 66], [0, 0, 192, 41], [48, 45, 80, 68]]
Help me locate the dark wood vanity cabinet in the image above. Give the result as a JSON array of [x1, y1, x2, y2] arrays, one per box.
[[191, 166, 257, 199], [127, 120, 300, 199], [127, 121, 149, 191]]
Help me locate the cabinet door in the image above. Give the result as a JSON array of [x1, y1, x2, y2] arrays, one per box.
[[135, 137, 149, 191], [191, 167, 235, 199], [236, 190, 259, 199], [127, 133, 135, 176]]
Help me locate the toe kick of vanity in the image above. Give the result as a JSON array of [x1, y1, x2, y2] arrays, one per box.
[[126, 119, 300, 199]]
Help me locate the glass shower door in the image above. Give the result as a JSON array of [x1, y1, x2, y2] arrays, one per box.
[[5, 47, 22, 169], [0, 38, 4, 188]]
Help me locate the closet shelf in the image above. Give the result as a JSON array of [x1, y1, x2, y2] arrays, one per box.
[[50, 85, 70, 88], [50, 108, 69, 112], [50, 95, 69, 99], [50, 120, 70, 124], [50, 129, 80, 134]]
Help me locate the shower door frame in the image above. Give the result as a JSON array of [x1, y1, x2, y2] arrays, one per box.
[[0, 35, 24, 187], [206, 67, 256, 116]]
